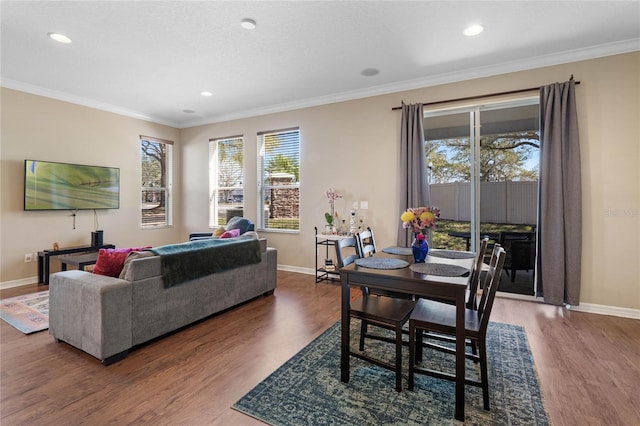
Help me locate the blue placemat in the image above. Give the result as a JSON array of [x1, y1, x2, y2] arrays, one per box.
[[428, 249, 475, 259], [381, 246, 412, 256], [355, 257, 409, 270], [409, 262, 470, 276]]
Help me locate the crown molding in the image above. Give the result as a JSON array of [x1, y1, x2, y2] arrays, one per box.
[[3, 38, 638, 129], [0, 79, 179, 128], [179, 38, 640, 128]]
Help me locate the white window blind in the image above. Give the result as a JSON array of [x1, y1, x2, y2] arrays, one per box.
[[209, 136, 244, 227], [140, 136, 173, 227], [257, 128, 300, 231]]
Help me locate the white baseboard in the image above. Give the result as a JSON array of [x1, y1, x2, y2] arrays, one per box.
[[570, 303, 640, 319], [0, 276, 39, 290], [277, 264, 315, 275]]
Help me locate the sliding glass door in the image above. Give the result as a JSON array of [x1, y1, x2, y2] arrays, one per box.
[[424, 98, 539, 295]]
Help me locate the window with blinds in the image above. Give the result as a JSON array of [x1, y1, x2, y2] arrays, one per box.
[[140, 136, 173, 227], [209, 136, 244, 227], [257, 128, 300, 231]]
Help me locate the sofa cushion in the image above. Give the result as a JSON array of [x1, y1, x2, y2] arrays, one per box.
[[118, 250, 156, 279], [220, 228, 241, 238], [226, 216, 253, 234], [94, 247, 150, 277]]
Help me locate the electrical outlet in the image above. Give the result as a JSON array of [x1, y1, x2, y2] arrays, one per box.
[[24, 253, 33, 263]]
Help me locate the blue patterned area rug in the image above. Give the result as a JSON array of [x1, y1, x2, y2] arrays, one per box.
[[233, 321, 549, 425]]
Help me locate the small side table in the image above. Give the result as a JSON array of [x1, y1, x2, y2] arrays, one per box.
[[59, 252, 100, 272], [314, 227, 351, 283]]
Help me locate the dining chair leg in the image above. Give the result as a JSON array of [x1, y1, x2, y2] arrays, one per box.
[[408, 321, 416, 391], [395, 322, 403, 392], [359, 320, 368, 351], [479, 339, 490, 410], [470, 340, 478, 357]]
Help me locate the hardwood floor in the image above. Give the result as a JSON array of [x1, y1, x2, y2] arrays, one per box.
[[1, 271, 639, 425]]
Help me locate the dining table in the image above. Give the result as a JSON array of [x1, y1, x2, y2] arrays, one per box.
[[339, 250, 475, 421]]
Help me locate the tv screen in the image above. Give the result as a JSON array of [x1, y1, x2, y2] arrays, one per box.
[[24, 160, 120, 210]]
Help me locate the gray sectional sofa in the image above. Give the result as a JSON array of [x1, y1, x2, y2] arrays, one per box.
[[49, 237, 277, 364]]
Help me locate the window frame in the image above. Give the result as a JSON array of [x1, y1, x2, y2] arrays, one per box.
[[257, 127, 301, 233], [209, 135, 244, 228], [140, 135, 173, 228]]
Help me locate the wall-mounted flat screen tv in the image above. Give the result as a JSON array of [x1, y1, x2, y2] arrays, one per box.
[[24, 160, 120, 210]]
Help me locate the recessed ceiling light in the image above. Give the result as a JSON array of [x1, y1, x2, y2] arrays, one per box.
[[463, 24, 484, 36], [241, 18, 257, 30], [183, 109, 196, 114], [200, 91, 213, 97], [361, 68, 380, 77], [47, 32, 72, 44]]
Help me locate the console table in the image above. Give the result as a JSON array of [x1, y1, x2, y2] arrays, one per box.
[[38, 244, 114, 285], [59, 252, 100, 272]]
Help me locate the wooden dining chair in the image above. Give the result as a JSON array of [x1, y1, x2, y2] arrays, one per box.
[[338, 235, 415, 392], [467, 236, 490, 309], [408, 245, 506, 410], [424, 236, 488, 311], [355, 227, 376, 258], [335, 236, 358, 269], [421, 240, 495, 358]]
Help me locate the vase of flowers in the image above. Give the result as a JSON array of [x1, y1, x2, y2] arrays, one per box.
[[400, 206, 440, 263]]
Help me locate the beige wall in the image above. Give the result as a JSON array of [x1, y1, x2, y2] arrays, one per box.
[[0, 89, 182, 282], [2, 52, 638, 311], [181, 52, 640, 311]]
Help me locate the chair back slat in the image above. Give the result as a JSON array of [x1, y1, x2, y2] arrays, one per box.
[[477, 245, 506, 334], [335, 237, 358, 268], [355, 227, 377, 258], [466, 237, 489, 309]]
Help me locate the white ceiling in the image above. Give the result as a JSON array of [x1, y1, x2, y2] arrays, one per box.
[[2, 1, 639, 128]]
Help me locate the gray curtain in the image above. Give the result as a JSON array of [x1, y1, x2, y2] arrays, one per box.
[[397, 103, 430, 247], [538, 80, 582, 306]]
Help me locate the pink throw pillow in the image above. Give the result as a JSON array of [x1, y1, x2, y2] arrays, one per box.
[[93, 247, 151, 277], [220, 229, 241, 239]]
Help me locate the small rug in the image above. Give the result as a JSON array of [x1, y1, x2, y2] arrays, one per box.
[[428, 249, 476, 259], [410, 262, 470, 277], [355, 257, 409, 270], [0, 290, 49, 334], [233, 321, 549, 425]]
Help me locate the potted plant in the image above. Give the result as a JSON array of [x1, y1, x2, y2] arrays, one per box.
[[325, 188, 342, 234]]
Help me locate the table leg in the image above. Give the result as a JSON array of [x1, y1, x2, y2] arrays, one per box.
[[44, 253, 51, 285], [38, 254, 44, 284], [455, 289, 465, 421], [340, 273, 350, 383]]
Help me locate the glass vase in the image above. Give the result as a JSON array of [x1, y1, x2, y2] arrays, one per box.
[[412, 232, 429, 263]]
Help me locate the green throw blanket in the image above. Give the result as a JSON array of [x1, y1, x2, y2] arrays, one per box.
[[150, 236, 262, 287]]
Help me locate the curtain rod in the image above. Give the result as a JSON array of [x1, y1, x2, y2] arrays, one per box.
[[392, 78, 580, 110]]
